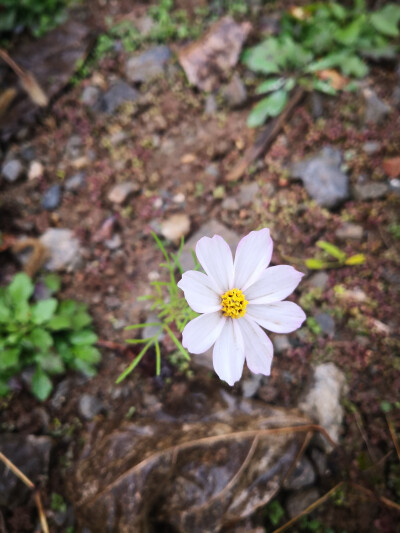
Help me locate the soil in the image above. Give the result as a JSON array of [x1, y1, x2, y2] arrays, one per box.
[[1, 1, 400, 532]]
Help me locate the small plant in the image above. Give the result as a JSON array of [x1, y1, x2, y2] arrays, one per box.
[[243, 1, 400, 127], [305, 241, 365, 270], [117, 233, 197, 383], [0, 272, 100, 400]]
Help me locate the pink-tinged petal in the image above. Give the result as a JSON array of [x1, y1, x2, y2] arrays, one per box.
[[196, 235, 234, 294], [213, 318, 245, 386], [181, 312, 226, 354], [238, 317, 273, 376], [246, 265, 304, 304], [246, 301, 306, 333], [178, 271, 221, 314], [233, 228, 273, 292]]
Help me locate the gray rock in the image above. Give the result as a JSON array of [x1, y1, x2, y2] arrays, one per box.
[[286, 488, 320, 519], [284, 457, 316, 490], [40, 228, 81, 271], [392, 86, 400, 108], [105, 234, 122, 250], [78, 394, 103, 420], [125, 45, 172, 83], [310, 448, 328, 477], [290, 147, 349, 208], [142, 312, 164, 342], [241, 374, 262, 398], [161, 213, 191, 242], [314, 312, 335, 337], [65, 172, 85, 191], [205, 163, 221, 179], [335, 223, 363, 240], [389, 178, 400, 194], [108, 181, 140, 203], [204, 94, 218, 115], [98, 81, 139, 114], [81, 85, 100, 107], [0, 434, 52, 507], [354, 181, 389, 200], [363, 88, 391, 124], [362, 141, 381, 155], [272, 334, 291, 354], [223, 74, 247, 108], [180, 219, 241, 272], [238, 182, 259, 207], [310, 91, 324, 119], [308, 271, 329, 290], [1, 159, 24, 182], [42, 184, 62, 210], [299, 363, 348, 449], [221, 197, 239, 211], [65, 135, 83, 159], [28, 160, 44, 180]]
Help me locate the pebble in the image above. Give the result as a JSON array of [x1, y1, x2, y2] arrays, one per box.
[[161, 213, 191, 242], [65, 172, 85, 191], [204, 94, 218, 115], [1, 159, 24, 182], [222, 197, 239, 211], [78, 394, 103, 420], [286, 488, 320, 519], [81, 85, 100, 107], [362, 141, 381, 155], [205, 163, 221, 179], [241, 374, 262, 398], [40, 228, 81, 271], [98, 81, 139, 114], [290, 147, 349, 208], [125, 45, 172, 83], [65, 135, 83, 159], [363, 88, 391, 124], [308, 271, 329, 290], [354, 181, 389, 200], [283, 457, 316, 491], [42, 184, 62, 210], [335, 222, 363, 240], [238, 182, 259, 207], [28, 160, 44, 180], [223, 74, 247, 108], [313, 312, 335, 337], [272, 334, 291, 353], [105, 234, 122, 250], [108, 181, 139, 204]]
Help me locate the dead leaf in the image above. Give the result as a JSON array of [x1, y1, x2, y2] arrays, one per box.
[[67, 383, 318, 532], [178, 16, 251, 92], [382, 157, 400, 179], [316, 69, 348, 91]]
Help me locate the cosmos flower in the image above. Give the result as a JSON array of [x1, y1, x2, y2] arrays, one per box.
[[177, 228, 306, 385]]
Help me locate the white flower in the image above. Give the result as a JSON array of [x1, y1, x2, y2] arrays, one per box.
[[177, 228, 306, 386]]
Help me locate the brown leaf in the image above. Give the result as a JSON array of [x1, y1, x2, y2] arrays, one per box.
[[316, 69, 348, 91], [178, 16, 251, 92], [382, 157, 400, 179]]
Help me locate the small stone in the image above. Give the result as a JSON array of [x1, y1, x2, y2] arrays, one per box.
[[222, 197, 239, 211], [142, 312, 164, 341], [161, 213, 191, 242], [257, 379, 279, 403], [308, 271, 329, 290], [314, 312, 335, 337], [125, 45, 172, 83], [284, 457, 316, 490], [363, 88, 391, 124], [108, 181, 139, 204], [362, 141, 381, 155], [272, 334, 291, 353], [65, 172, 85, 191], [241, 374, 262, 398], [335, 223, 363, 240], [28, 160, 43, 180], [310, 91, 324, 119], [310, 448, 328, 477], [299, 363, 348, 449], [42, 184, 62, 210], [40, 228, 81, 271], [223, 74, 247, 108], [98, 81, 139, 114], [105, 234, 122, 250], [1, 159, 24, 182], [204, 94, 218, 115], [238, 182, 260, 207], [65, 135, 83, 159], [81, 85, 100, 107], [205, 163, 221, 179], [173, 192, 185, 203], [354, 182, 389, 201], [389, 178, 400, 194], [78, 394, 103, 420], [290, 147, 349, 208], [110, 130, 128, 146], [286, 488, 320, 519], [392, 86, 400, 108]]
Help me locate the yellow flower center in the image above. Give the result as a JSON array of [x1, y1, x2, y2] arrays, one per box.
[[221, 288, 248, 319]]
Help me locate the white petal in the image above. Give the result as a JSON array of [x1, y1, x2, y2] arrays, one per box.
[[233, 229, 273, 292], [246, 265, 304, 305], [177, 271, 221, 313], [181, 312, 225, 354], [246, 301, 306, 333], [238, 317, 274, 376], [213, 319, 245, 386], [196, 235, 234, 294]]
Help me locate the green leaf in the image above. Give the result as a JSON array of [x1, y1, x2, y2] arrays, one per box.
[[312, 79, 337, 96], [8, 273, 34, 304], [305, 258, 331, 270], [329, 2, 347, 21], [116, 339, 154, 383], [306, 52, 346, 73], [31, 367, 53, 401], [0, 348, 20, 370], [345, 253, 366, 266], [31, 298, 58, 325], [35, 353, 65, 374], [334, 16, 365, 45], [316, 241, 346, 261], [13, 301, 31, 323], [54, 339, 73, 364], [285, 78, 296, 92], [371, 5, 400, 37], [58, 300, 78, 316], [73, 345, 101, 364], [43, 273, 61, 293], [0, 299, 11, 323], [73, 358, 97, 377], [29, 328, 53, 350], [340, 55, 368, 78], [242, 39, 281, 74], [70, 311, 92, 330], [69, 330, 98, 346], [47, 315, 72, 330], [0, 379, 10, 396], [247, 90, 288, 128], [255, 78, 285, 95]]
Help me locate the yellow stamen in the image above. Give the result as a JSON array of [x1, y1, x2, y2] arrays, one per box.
[[221, 288, 248, 319]]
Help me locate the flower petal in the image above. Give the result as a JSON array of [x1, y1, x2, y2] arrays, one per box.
[[246, 301, 306, 333], [177, 271, 221, 313], [246, 265, 304, 304], [213, 318, 245, 386], [196, 235, 234, 294], [238, 317, 273, 376], [181, 312, 226, 354], [233, 228, 273, 292]]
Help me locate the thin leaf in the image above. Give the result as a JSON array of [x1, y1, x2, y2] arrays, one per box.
[[155, 340, 161, 376], [247, 90, 288, 128], [255, 78, 285, 95], [345, 254, 366, 266], [125, 322, 162, 330], [116, 339, 154, 383], [316, 241, 346, 261], [163, 324, 190, 361], [305, 258, 332, 270]]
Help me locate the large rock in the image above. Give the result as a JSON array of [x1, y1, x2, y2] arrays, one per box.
[[125, 45, 172, 83], [40, 228, 81, 271], [290, 147, 349, 208], [0, 434, 52, 507]]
